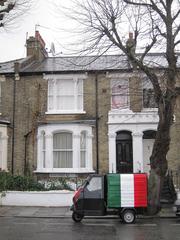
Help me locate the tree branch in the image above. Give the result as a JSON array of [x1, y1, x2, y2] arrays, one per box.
[[140, 37, 157, 62], [175, 39, 180, 46], [123, 0, 152, 7], [174, 24, 180, 39], [172, 9, 180, 21], [155, 25, 167, 38]]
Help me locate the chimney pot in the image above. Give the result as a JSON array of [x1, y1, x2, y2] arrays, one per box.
[[129, 32, 133, 40]]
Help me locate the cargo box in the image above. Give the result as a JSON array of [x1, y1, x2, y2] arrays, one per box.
[[107, 173, 147, 208]]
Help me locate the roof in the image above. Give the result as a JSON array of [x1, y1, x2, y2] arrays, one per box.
[[0, 53, 180, 75]]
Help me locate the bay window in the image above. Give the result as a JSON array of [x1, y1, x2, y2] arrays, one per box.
[[36, 124, 94, 173]]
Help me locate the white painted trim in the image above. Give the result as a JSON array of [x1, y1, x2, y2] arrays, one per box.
[[44, 73, 88, 80], [45, 110, 86, 115], [108, 110, 158, 174], [37, 124, 94, 173], [0, 125, 8, 171], [34, 168, 95, 173]]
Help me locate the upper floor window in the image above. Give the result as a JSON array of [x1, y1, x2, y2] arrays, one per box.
[[143, 78, 157, 109], [46, 74, 85, 114], [111, 79, 129, 110]]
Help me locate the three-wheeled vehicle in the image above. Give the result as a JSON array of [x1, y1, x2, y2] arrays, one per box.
[[71, 173, 147, 224]]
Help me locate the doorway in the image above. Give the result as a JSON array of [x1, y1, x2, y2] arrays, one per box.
[[143, 130, 156, 174], [116, 131, 133, 173]]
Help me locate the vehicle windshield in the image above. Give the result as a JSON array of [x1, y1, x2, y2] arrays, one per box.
[[77, 176, 91, 190]]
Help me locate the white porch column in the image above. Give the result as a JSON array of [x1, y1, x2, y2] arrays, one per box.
[[132, 132, 143, 173], [108, 133, 116, 173]]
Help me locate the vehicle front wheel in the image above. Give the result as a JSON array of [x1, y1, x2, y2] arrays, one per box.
[[72, 212, 84, 222], [121, 209, 136, 224]]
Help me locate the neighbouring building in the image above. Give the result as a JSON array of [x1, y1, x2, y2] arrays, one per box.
[[0, 31, 180, 179]]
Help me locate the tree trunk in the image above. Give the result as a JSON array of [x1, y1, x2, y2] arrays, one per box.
[[147, 169, 163, 215], [147, 96, 176, 214]]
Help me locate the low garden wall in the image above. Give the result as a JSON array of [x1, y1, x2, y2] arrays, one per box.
[[0, 190, 74, 207]]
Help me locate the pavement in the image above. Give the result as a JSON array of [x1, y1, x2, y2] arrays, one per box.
[[0, 204, 176, 219]]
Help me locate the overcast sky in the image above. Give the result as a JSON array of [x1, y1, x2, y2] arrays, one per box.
[[0, 0, 179, 63], [0, 0, 74, 62]]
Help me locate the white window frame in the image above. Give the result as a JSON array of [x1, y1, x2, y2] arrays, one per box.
[[0, 125, 8, 171], [0, 75, 6, 115], [44, 74, 87, 114], [42, 131, 46, 168], [36, 124, 94, 173], [80, 131, 87, 168]]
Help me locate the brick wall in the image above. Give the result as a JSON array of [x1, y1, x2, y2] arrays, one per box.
[[2, 70, 180, 176], [2, 75, 48, 174]]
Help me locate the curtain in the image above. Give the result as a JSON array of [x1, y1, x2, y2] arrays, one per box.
[[111, 79, 129, 109], [80, 131, 86, 168], [53, 132, 73, 168]]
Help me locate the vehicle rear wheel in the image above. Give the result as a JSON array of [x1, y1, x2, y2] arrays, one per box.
[[121, 209, 136, 224], [72, 212, 84, 222]]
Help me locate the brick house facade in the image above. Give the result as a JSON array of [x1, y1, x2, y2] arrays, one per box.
[[0, 31, 179, 178]]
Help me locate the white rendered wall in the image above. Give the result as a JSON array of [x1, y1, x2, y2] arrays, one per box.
[[1, 191, 74, 207], [108, 110, 158, 174]]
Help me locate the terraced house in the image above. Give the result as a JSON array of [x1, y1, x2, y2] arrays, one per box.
[[0, 31, 180, 179]]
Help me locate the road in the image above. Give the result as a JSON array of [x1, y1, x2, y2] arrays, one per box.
[[0, 217, 180, 240]]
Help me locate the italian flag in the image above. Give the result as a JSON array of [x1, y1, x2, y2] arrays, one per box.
[[107, 174, 148, 208]]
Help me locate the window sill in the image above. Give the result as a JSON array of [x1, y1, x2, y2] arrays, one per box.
[[142, 108, 158, 112], [34, 168, 95, 174], [45, 110, 86, 115], [109, 109, 133, 113]]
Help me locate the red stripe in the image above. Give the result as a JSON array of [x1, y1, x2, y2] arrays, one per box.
[[134, 174, 148, 207]]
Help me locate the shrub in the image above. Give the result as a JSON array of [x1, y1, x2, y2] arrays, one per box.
[[0, 171, 74, 191], [39, 178, 74, 191], [0, 172, 45, 191]]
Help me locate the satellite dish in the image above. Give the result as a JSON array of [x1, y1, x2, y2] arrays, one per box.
[[50, 42, 56, 56]]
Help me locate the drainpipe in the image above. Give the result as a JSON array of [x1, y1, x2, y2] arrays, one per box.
[[24, 131, 32, 176], [11, 62, 20, 175], [95, 73, 99, 174]]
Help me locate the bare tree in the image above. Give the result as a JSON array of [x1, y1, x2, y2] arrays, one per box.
[[59, 0, 180, 214], [0, 0, 32, 28]]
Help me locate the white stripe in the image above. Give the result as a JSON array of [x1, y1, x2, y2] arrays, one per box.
[[120, 174, 134, 207]]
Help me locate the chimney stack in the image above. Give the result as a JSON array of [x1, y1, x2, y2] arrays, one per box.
[[126, 32, 136, 56], [26, 31, 48, 61], [126, 32, 136, 69]]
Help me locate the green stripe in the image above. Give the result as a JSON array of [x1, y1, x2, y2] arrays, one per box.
[[107, 174, 121, 208]]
